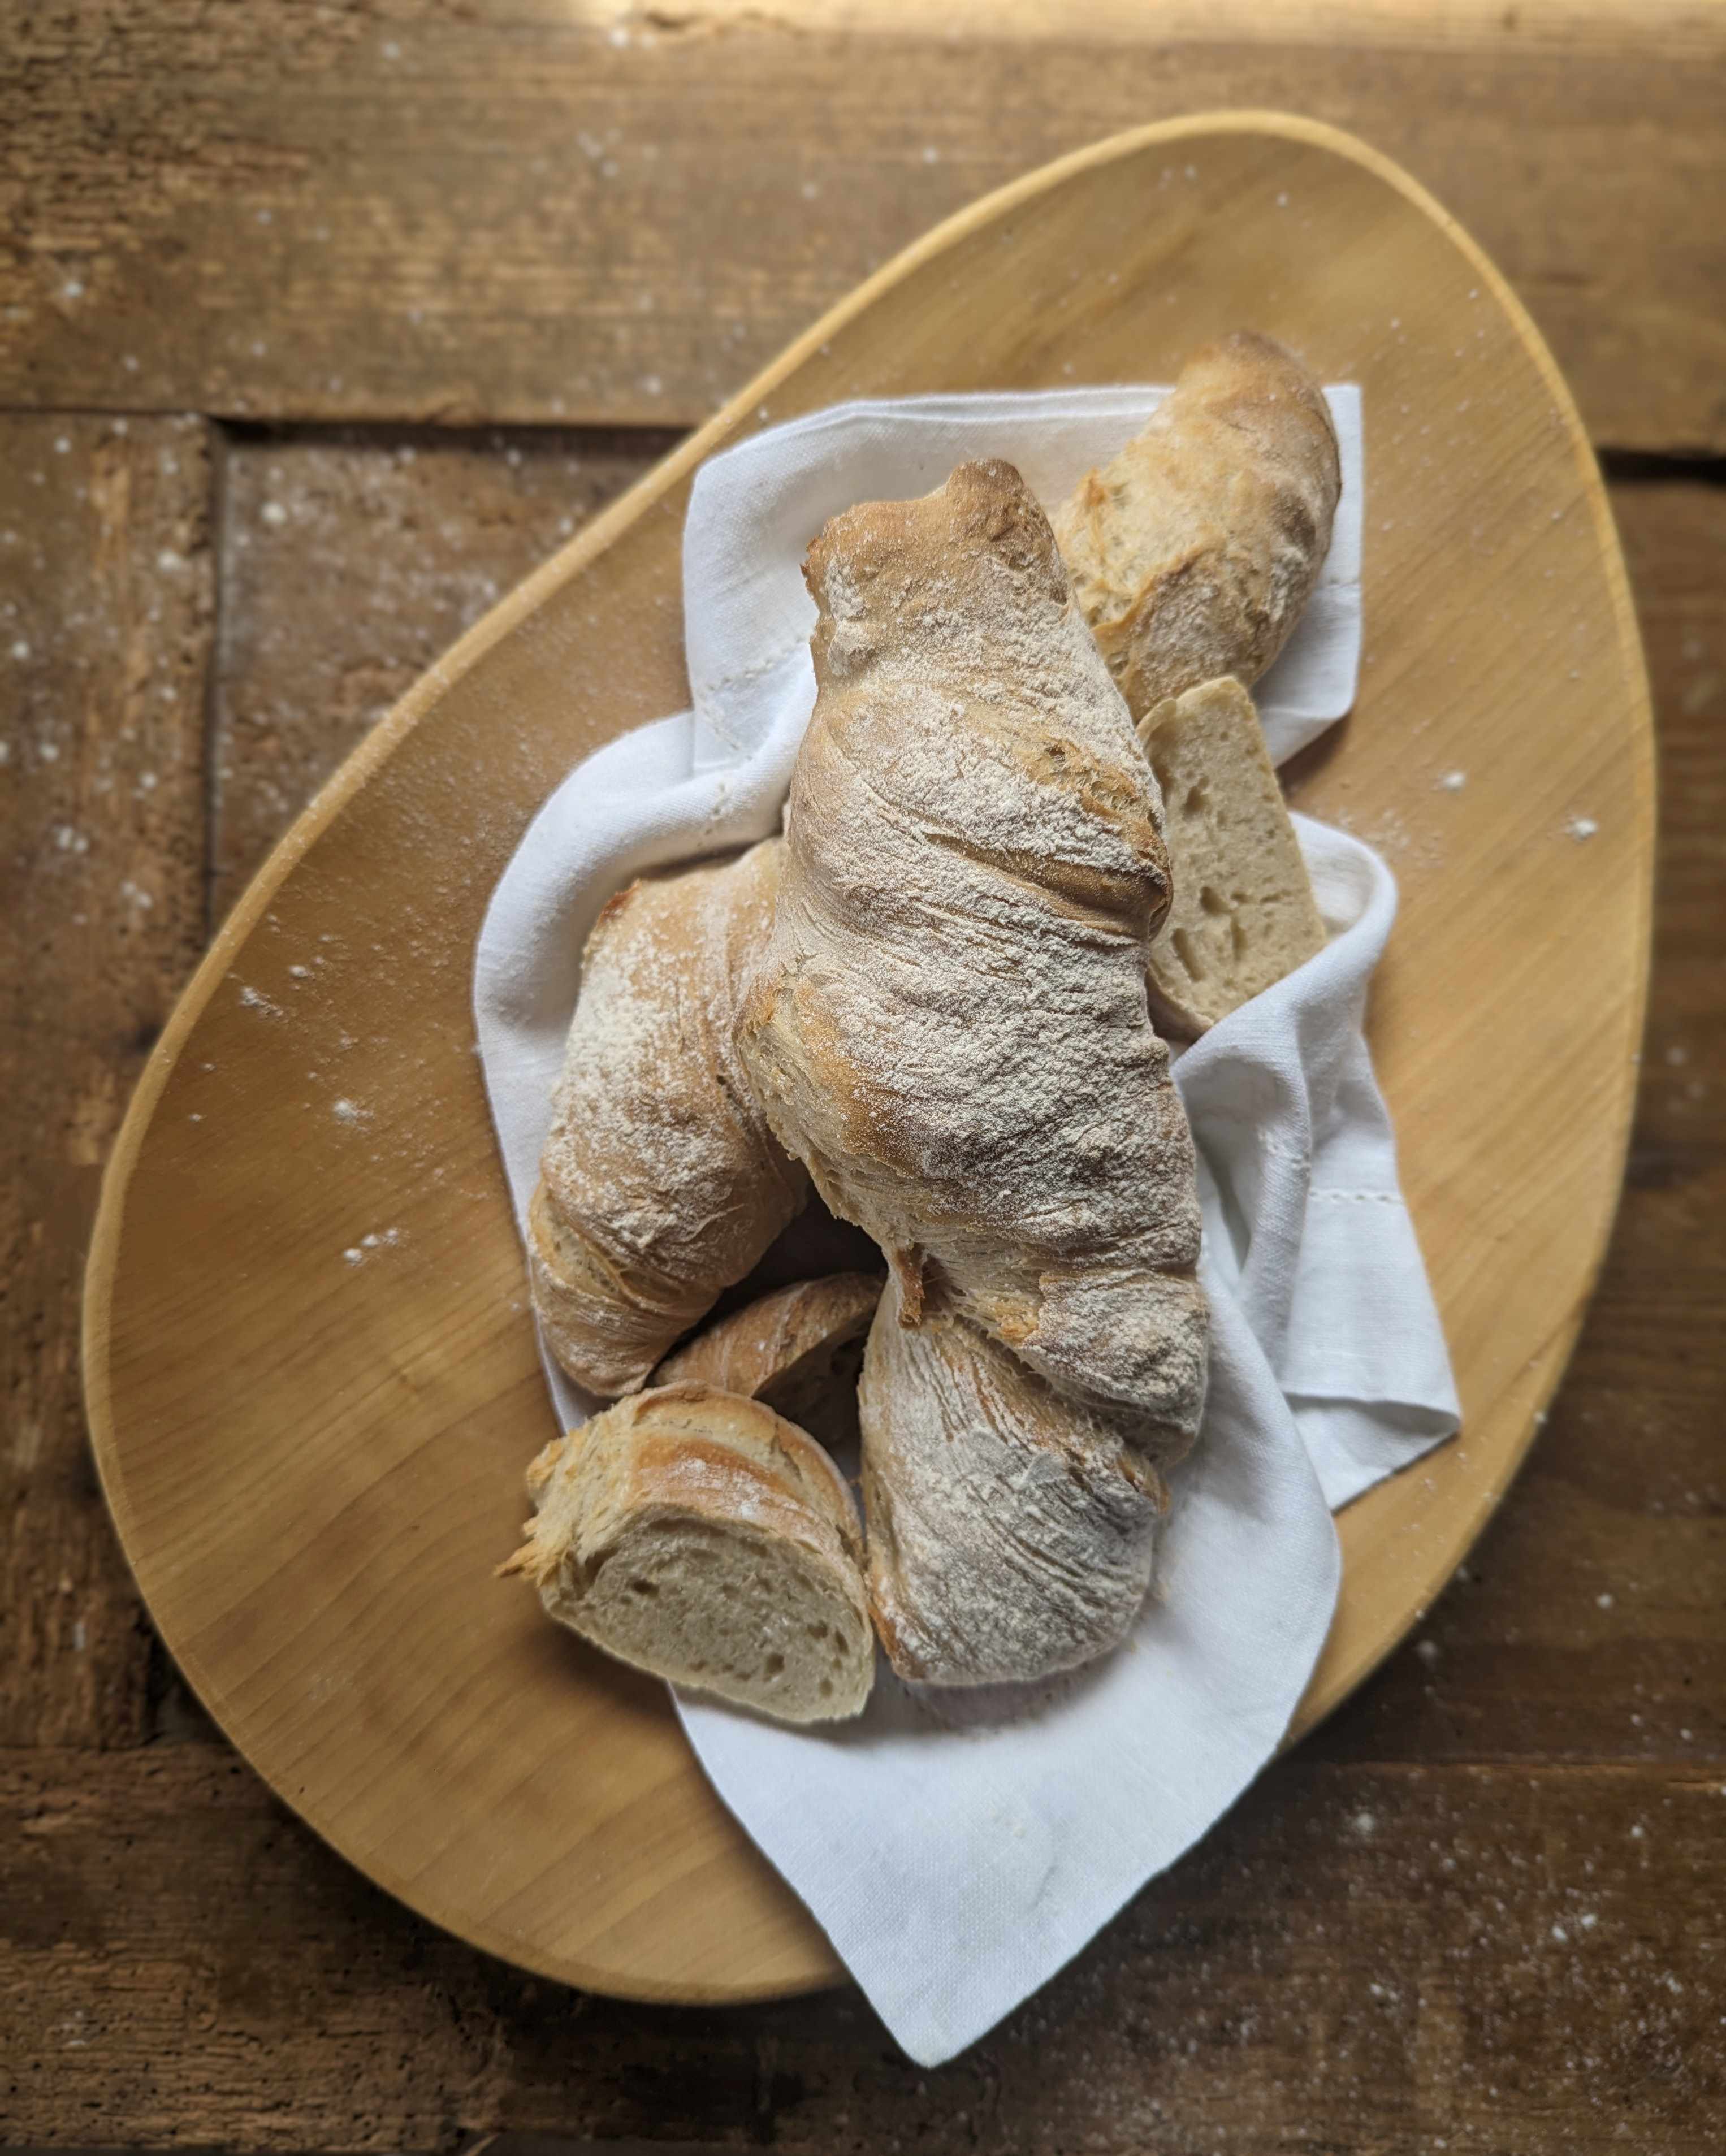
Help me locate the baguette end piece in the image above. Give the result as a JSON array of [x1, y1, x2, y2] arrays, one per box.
[[507, 1386, 874, 1725], [650, 1271, 884, 1449], [1053, 330, 1342, 720]]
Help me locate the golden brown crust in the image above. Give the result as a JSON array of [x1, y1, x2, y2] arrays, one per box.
[[1054, 330, 1341, 721], [530, 840, 809, 1397], [651, 1271, 883, 1449], [738, 458, 1204, 1431], [736, 457, 1210, 1686]]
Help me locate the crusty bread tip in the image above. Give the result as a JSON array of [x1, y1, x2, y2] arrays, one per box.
[[504, 1385, 874, 1724], [651, 1271, 883, 1450], [529, 838, 808, 1398], [1054, 330, 1341, 721]]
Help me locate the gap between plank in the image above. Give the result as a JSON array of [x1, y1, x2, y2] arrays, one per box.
[[5, 404, 1725, 483], [201, 425, 232, 946]]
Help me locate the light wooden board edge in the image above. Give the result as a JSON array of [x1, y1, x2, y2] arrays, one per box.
[[1282, 114, 1656, 1730], [81, 109, 1656, 2000]]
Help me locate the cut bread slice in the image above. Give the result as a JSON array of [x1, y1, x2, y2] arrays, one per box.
[[651, 1271, 883, 1450], [504, 1384, 873, 1724], [1138, 676, 1327, 1036]]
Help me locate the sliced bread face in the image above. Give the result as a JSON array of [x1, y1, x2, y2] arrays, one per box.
[[1139, 675, 1327, 1036], [504, 1384, 873, 1725]]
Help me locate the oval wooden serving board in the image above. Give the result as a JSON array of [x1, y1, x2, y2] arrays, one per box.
[[85, 114, 1653, 2005]]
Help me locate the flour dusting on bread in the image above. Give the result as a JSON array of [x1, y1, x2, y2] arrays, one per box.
[[1055, 331, 1340, 719], [739, 460, 1205, 1439], [530, 840, 808, 1396]]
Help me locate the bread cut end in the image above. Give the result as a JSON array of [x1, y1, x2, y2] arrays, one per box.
[[505, 1386, 873, 1725], [1140, 676, 1326, 1035], [552, 1513, 873, 1723]]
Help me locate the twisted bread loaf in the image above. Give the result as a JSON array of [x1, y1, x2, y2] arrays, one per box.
[[529, 839, 808, 1397], [1054, 330, 1341, 720], [521, 340, 1340, 1689], [737, 458, 1206, 1436], [861, 1275, 1177, 1686]]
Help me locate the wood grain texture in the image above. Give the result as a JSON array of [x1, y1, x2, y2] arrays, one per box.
[[80, 118, 1653, 2006], [213, 426, 673, 920], [570, 0, 1726, 40], [0, 19, 1714, 2138], [0, 413, 212, 1751], [3, 5, 1724, 447], [3, 1746, 1723, 2151], [1312, 475, 1726, 1770]]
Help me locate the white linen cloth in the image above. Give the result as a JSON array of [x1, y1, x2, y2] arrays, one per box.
[[473, 389, 1458, 2066]]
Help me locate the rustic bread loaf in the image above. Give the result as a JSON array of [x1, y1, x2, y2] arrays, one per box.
[[1054, 331, 1340, 720], [860, 1276, 1178, 1686], [652, 1271, 883, 1451], [734, 458, 1209, 1683], [737, 458, 1207, 1434], [529, 839, 808, 1397], [505, 1385, 873, 1724], [1138, 675, 1327, 1035]]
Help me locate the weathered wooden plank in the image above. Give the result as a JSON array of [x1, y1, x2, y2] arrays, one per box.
[[3, 8, 1723, 447], [0, 412, 212, 1750], [210, 426, 671, 921], [2, 1744, 1723, 2150], [567, 0, 1726, 43], [10, 439, 1717, 2133]]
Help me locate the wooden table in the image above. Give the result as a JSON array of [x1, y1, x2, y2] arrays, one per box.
[[3, 5, 1723, 2148]]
